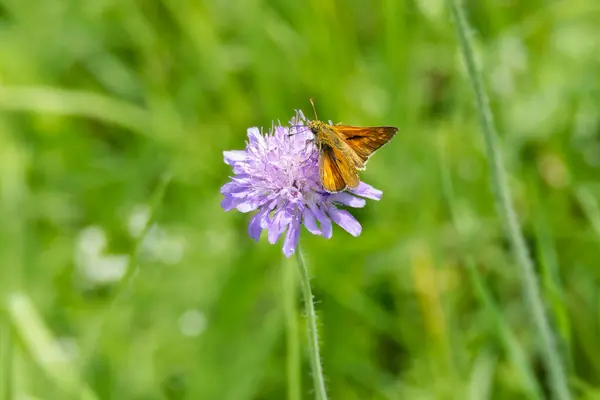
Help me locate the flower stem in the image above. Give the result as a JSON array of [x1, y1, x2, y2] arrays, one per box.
[[295, 245, 327, 400], [448, 2, 571, 400], [0, 314, 13, 400], [283, 256, 301, 400]]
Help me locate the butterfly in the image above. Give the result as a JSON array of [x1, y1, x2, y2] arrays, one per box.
[[305, 99, 398, 193]]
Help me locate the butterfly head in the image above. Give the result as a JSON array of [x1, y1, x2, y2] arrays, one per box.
[[307, 120, 326, 135]]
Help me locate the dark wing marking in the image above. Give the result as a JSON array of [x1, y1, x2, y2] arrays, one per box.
[[335, 126, 398, 169]]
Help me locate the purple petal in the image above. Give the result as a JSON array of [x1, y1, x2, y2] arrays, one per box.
[[302, 208, 321, 235], [289, 110, 305, 127], [328, 208, 362, 237], [348, 182, 382, 201], [223, 150, 246, 165], [257, 200, 277, 230], [268, 210, 288, 244], [247, 127, 262, 143], [283, 217, 301, 257], [220, 182, 249, 196], [248, 210, 264, 241], [230, 174, 251, 184], [221, 195, 244, 211], [230, 189, 251, 198], [330, 192, 366, 208], [308, 203, 332, 239], [316, 205, 333, 239], [220, 182, 237, 195], [275, 126, 289, 138], [236, 199, 261, 213]]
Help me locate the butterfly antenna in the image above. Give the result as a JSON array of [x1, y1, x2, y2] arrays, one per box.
[[309, 97, 319, 120]]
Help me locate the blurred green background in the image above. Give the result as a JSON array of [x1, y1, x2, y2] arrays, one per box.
[[1, 0, 600, 399]]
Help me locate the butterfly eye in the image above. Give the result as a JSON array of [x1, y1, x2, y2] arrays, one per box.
[[310, 127, 318, 134]]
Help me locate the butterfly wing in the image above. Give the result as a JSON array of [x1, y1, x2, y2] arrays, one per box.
[[319, 145, 360, 192], [335, 126, 398, 169]]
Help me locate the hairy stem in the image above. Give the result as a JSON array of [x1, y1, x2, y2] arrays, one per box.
[[295, 246, 327, 400], [284, 257, 301, 400]]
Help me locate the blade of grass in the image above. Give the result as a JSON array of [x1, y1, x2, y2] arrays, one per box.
[[466, 258, 543, 399], [295, 245, 327, 400], [6, 292, 98, 400], [78, 172, 172, 368], [467, 347, 497, 400], [448, 1, 571, 399], [436, 136, 543, 399], [0, 86, 152, 136], [0, 116, 28, 400], [575, 187, 600, 238], [111, 172, 173, 301], [0, 313, 13, 400], [533, 205, 573, 373]]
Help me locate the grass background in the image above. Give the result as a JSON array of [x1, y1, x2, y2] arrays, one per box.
[[1, 0, 600, 398]]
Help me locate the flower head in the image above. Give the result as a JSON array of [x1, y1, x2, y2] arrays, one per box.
[[220, 111, 382, 257]]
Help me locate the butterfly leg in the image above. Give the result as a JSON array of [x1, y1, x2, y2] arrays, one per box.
[[287, 125, 310, 137]]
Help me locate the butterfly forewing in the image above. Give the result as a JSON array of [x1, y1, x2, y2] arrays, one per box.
[[335, 126, 398, 168]]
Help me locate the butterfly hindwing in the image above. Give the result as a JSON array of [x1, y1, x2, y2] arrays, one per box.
[[319, 145, 359, 192]]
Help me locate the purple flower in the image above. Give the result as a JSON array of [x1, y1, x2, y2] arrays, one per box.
[[220, 111, 383, 257]]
